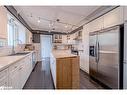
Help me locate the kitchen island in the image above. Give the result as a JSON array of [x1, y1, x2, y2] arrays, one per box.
[[50, 50, 80, 89]]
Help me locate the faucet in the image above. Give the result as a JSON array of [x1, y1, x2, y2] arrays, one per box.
[[12, 39, 22, 54]]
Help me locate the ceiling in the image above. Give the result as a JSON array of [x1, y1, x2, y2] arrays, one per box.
[[14, 6, 100, 33]]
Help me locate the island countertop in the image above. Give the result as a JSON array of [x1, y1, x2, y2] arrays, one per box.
[[52, 50, 77, 59]]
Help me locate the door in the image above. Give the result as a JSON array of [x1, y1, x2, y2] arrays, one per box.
[[89, 32, 98, 78], [97, 26, 120, 89], [40, 35, 52, 59], [9, 70, 20, 89], [103, 7, 123, 29]]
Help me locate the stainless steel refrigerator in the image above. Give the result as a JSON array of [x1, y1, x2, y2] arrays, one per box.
[[89, 25, 123, 89]]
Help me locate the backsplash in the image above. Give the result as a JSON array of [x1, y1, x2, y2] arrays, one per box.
[[0, 44, 25, 57], [0, 46, 12, 56]]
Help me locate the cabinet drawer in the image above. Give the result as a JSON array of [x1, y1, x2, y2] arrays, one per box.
[[0, 69, 8, 79], [9, 62, 21, 73], [0, 77, 8, 90]]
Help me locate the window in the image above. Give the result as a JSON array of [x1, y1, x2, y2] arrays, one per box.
[[7, 14, 26, 46], [0, 38, 7, 47]]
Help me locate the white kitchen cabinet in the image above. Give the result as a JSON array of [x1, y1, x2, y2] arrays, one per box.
[[62, 35, 67, 44], [26, 28, 32, 44], [0, 77, 8, 90], [104, 7, 124, 28], [89, 16, 104, 32], [68, 33, 76, 44], [8, 53, 33, 89], [8, 61, 21, 89], [80, 25, 89, 73], [124, 6, 127, 21], [9, 68, 20, 89], [34, 43, 41, 61], [86, 22, 92, 33], [19, 63, 27, 88], [0, 6, 7, 39], [0, 69, 8, 89]]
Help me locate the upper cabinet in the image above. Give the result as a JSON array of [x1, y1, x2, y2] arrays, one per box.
[[104, 7, 124, 28], [26, 28, 32, 44], [124, 6, 127, 22], [0, 6, 7, 39], [87, 16, 104, 33], [62, 35, 67, 44], [53, 34, 62, 43]]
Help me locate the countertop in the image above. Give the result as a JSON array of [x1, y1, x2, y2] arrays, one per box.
[[52, 50, 77, 59], [0, 51, 34, 71]]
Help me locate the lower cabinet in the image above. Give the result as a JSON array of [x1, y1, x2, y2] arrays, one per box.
[[0, 77, 8, 90], [0, 53, 33, 89], [0, 69, 8, 89], [9, 68, 20, 89]]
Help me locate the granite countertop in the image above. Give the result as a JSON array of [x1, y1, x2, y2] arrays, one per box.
[[0, 51, 34, 71], [52, 50, 77, 59]]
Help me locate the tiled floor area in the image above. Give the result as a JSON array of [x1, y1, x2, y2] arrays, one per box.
[[23, 59, 103, 89]]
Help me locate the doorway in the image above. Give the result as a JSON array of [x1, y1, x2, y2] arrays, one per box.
[[40, 35, 52, 60]]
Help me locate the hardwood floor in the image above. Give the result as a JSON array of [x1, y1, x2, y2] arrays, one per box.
[[23, 58, 103, 89], [23, 59, 54, 89], [80, 70, 103, 89]]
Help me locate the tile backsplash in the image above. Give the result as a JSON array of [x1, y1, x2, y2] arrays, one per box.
[[0, 44, 25, 57], [0, 46, 12, 56]]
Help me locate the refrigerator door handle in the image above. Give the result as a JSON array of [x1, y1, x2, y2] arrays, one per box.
[[124, 61, 127, 64], [95, 40, 98, 63], [97, 42, 100, 63]]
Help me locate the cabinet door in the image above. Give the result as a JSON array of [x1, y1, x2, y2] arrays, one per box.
[[0, 6, 7, 39], [124, 6, 127, 21], [19, 64, 26, 89], [0, 77, 8, 90], [89, 16, 104, 32], [62, 35, 67, 44], [9, 70, 20, 89], [81, 25, 89, 73], [104, 7, 123, 28]]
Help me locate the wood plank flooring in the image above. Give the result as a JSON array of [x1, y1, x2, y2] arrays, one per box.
[[23, 58, 103, 89]]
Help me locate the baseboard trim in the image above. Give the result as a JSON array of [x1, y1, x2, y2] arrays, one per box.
[[80, 67, 89, 74]]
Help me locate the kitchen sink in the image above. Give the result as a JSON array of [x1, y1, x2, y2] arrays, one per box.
[[8, 52, 30, 56]]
